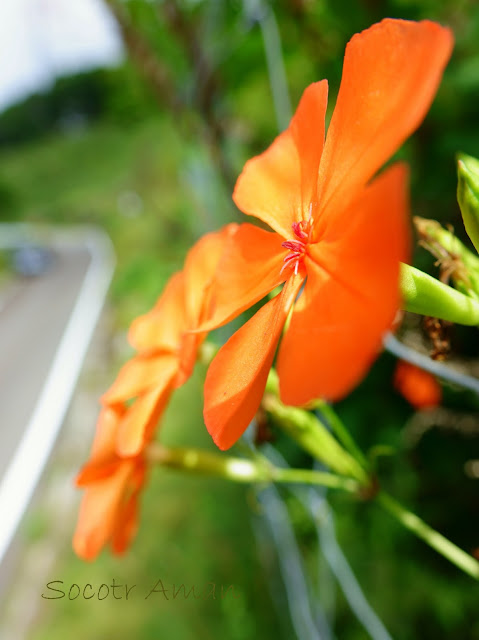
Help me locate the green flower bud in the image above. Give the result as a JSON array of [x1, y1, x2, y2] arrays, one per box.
[[457, 153, 479, 254]]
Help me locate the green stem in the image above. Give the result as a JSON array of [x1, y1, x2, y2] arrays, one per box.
[[377, 491, 479, 580], [400, 263, 479, 325], [272, 467, 360, 492], [147, 443, 269, 483], [147, 443, 360, 491], [313, 400, 369, 469], [262, 391, 369, 485], [148, 447, 479, 577]]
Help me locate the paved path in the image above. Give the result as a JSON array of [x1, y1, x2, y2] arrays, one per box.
[[0, 247, 91, 479]]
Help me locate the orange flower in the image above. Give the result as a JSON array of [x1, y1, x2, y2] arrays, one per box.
[[394, 360, 442, 409], [73, 405, 147, 560], [74, 225, 237, 558], [101, 223, 237, 456], [203, 19, 453, 449]]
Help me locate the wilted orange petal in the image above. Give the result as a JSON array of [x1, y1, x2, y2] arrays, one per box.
[[73, 461, 132, 561], [102, 353, 178, 405], [116, 382, 175, 456], [233, 130, 301, 238], [290, 80, 328, 213], [197, 223, 286, 332], [278, 163, 409, 405], [317, 19, 453, 228], [204, 275, 302, 450], [128, 271, 186, 353]]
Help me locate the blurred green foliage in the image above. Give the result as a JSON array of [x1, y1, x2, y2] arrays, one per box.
[[1, 0, 479, 638]]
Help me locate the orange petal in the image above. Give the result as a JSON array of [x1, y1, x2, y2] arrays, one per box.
[[233, 129, 301, 238], [204, 275, 303, 450], [128, 271, 186, 353], [317, 19, 453, 227], [89, 404, 125, 455], [76, 405, 127, 485], [73, 461, 133, 561], [197, 223, 286, 332], [111, 488, 141, 555], [317, 163, 410, 296], [101, 353, 178, 405], [290, 81, 328, 214], [110, 463, 146, 554], [182, 223, 239, 327], [116, 383, 174, 456], [394, 361, 441, 409], [76, 458, 121, 486], [175, 331, 205, 387], [277, 163, 409, 405]]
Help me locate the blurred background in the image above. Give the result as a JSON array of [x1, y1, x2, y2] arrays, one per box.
[[0, 0, 479, 639]]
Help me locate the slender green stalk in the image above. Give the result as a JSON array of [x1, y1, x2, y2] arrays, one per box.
[[400, 263, 479, 325], [147, 443, 360, 492], [313, 400, 369, 469], [147, 443, 269, 483], [377, 491, 479, 580], [264, 368, 368, 483], [147, 448, 479, 577], [262, 392, 369, 484], [195, 332, 479, 578], [272, 466, 360, 492]]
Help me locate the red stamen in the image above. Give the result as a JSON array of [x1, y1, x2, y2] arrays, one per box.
[[281, 216, 314, 276], [282, 240, 305, 252], [292, 221, 308, 240]]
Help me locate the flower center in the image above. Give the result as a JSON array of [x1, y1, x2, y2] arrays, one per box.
[[281, 210, 314, 276]]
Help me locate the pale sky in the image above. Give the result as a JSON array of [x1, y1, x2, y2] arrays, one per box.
[[0, 0, 123, 112]]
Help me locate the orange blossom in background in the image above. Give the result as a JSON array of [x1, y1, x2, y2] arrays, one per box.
[[74, 225, 237, 558]]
